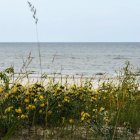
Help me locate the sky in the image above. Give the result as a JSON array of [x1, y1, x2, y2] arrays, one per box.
[[0, 0, 140, 42]]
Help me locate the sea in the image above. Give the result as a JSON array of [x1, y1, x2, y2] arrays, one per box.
[[0, 42, 140, 77]]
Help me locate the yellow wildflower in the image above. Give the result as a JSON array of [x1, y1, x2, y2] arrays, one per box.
[[81, 111, 90, 121], [4, 93, 9, 99], [25, 91, 30, 95], [0, 87, 4, 93], [24, 98, 30, 103], [99, 107, 105, 112], [56, 88, 62, 92], [12, 86, 18, 93], [5, 106, 13, 113], [94, 89, 99, 94], [34, 98, 38, 102], [92, 109, 97, 112], [26, 106, 29, 110], [81, 116, 84, 121], [103, 117, 109, 123], [39, 110, 43, 114], [31, 105, 36, 110], [64, 96, 70, 102], [26, 104, 36, 110], [15, 108, 22, 114], [40, 103, 45, 107], [81, 111, 84, 116], [21, 114, 28, 119], [39, 95, 44, 100], [71, 84, 76, 89], [90, 96, 97, 102], [58, 104, 62, 107], [69, 119, 74, 124]]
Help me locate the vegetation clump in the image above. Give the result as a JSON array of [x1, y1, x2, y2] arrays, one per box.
[[0, 63, 140, 139]]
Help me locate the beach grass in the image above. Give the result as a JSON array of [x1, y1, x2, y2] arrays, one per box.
[[0, 62, 140, 140]]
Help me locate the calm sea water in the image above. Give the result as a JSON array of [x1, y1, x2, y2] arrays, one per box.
[[0, 42, 140, 76]]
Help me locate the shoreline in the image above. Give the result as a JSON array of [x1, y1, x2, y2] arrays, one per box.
[[9, 73, 140, 91]]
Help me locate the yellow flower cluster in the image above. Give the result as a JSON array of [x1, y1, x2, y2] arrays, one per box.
[[26, 104, 36, 110], [20, 114, 28, 119], [64, 96, 70, 103], [15, 108, 22, 114], [81, 111, 90, 121], [90, 96, 97, 102]]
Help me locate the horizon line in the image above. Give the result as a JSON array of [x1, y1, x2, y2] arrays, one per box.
[[0, 42, 140, 43]]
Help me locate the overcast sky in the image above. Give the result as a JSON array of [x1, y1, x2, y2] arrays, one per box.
[[0, 0, 140, 42]]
